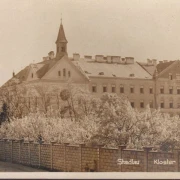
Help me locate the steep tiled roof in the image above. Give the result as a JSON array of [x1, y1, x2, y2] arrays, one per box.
[[15, 66, 31, 82], [137, 62, 156, 76], [72, 59, 152, 79], [36, 58, 59, 78], [156, 61, 174, 74]]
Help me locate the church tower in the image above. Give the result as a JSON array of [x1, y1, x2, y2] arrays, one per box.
[[56, 19, 68, 59]]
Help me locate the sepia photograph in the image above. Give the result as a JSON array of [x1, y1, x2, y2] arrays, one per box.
[[1, 0, 180, 179]]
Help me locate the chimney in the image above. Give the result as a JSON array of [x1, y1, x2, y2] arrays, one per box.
[[152, 59, 157, 66], [125, 57, 134, 64], [107, 56, 112, 63], [48, 51, 55, 60], [43, 56, 49, 61], [73, 53, 80, 61], [95, 55, 104, 62], [112, 56, 120, 63], [121, 58, 126, 64], [147, 59, 152, 65]]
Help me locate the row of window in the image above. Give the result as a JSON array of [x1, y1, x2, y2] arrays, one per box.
[[130, 101, 180, 109], [160, 101, 180, 109], [160, 86, 180, 94], [92, 85, 154, 94], [130, 101, 153, 108], [92, 84, 180, 95], [58, 69, 71, 77]]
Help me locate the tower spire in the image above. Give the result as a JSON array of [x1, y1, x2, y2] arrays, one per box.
[[56, 16, 68, 59]]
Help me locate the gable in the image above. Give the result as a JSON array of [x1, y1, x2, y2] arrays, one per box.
[[157, 60, 180, 79], [41, 56, 89, 83]]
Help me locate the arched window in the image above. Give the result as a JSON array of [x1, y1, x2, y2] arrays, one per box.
[[63, 68, 66, 77], [61, 47, 65, 52]]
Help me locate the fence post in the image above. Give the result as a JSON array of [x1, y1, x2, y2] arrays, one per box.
[[118, 145, 126, 172], [143, 146, 153, 172], [10, 139, 14, 163], [50, 141, 56, 171], [173, 149, 180, 172], [0, 140, 4, 161], [63, 143, 69, 172], [97, 144, 104, 172], [79, 143, 85, 172], [38, 142, 42, 168], [19, 139, 24, 164], [28, 140, 33, 165], [3, 139, 7, 161]]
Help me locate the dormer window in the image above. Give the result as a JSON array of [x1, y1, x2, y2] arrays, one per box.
[[129, 73, 135, 77], [99, 72, 104, 75]]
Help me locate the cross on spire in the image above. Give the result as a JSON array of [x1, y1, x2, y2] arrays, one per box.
[[61, 13, 62, 24]]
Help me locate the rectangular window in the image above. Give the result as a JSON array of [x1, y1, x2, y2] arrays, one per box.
[[169, 87, 173, 94], [103, 85, 107, 92], [140, 86, 144, 94], [149, 87, 153, 94], [169, 102, 173, 108], [140, 101, 144, 108], [160, 86, 164, 94], [58, 71, 61, 76], [112, 85, 116, 93], [130, 86, 134, 93], [177, 87, 180, 94], [131, 102, 135, 108], [149, 101, 153, 108], [160, 101, 164, 108], [120, 85, 124, 93], [31, 73, 33, 78], [92, 85, 97, 93], [177, 103, 180, 108]]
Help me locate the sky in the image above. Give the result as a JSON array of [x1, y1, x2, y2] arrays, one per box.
[[1, 0, 180, 86]]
